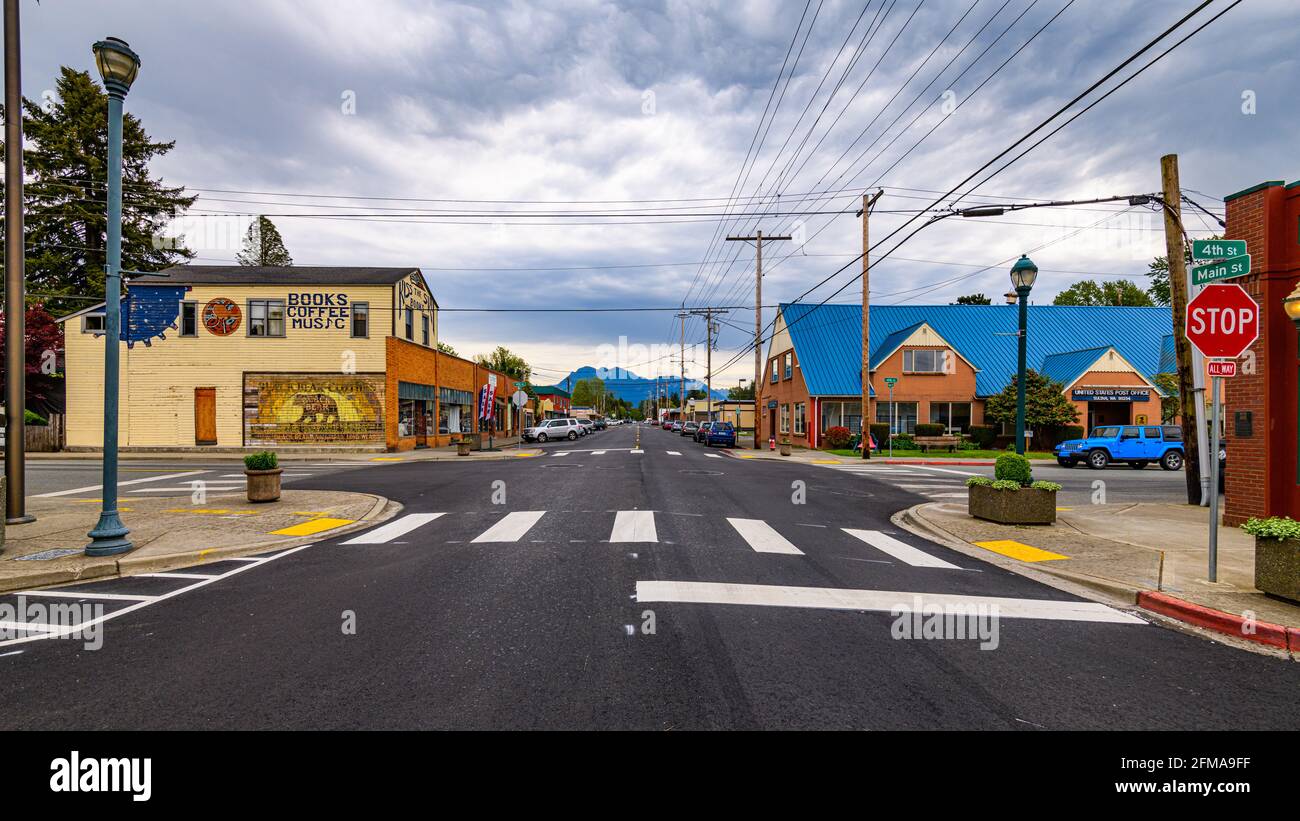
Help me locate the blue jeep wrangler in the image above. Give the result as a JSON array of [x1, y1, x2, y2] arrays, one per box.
[[1054, 424, 1184, 471]]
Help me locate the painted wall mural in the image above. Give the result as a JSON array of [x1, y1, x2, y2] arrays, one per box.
[[121, 285, 191, 348], [244, 373, 385, 445], [203, 298, 242, 336]]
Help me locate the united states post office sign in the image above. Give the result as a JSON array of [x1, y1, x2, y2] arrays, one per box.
[[287, 292, 351, 330], [1071, 388, 1151, 402]]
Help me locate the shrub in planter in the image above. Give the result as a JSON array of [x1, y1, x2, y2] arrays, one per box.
[[891, 433, 916, 450], [824, 425, 852, 450], [244, 450, 282, 503], [914, 422, 945, 437], [966, 424, 996, 449], [1242, 517, 1300, 603], [995, 453, 1032, 486], [965, 471, 1057, 524]]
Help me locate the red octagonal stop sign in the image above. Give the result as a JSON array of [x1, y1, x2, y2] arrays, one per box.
[[1185, 283, 1259, 359]]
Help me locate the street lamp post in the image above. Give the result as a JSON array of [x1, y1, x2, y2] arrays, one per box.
[[1010, 255, 1038, 457], [85, 37, 140, 557]]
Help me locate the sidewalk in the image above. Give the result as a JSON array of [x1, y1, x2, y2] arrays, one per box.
[[0, 488, 396, 593], [728, 441, 996, 466], [898, 500, 1300, 657]]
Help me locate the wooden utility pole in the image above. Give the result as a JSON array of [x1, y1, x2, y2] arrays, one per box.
[[1161, 154, 1203, 505], [689, 308, 723, 423], [857, 190, 883, 459], [728, 230, 791, 448], [677, 311, 688, 420], [4, 0, 33, 525]]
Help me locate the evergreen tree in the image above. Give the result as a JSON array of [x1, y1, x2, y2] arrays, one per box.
[[954, 293, 992, 305], [237, 215, 293, 266], [984, 369, 1079, 429], [728, 383, 755, 400], [3, 68, 196, 314]]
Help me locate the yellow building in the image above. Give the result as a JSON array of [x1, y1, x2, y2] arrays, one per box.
[[61, 265, 514, 451]]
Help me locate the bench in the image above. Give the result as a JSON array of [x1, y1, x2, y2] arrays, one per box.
[[913, 435, 961, 453]]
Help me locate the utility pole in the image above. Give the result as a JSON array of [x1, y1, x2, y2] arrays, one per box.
[[856, 190, 883, 459], [728, 230, 791, 448], [1161, 154, 1204, 505], [4, 0, 33, 525], [689, 308, 723, 423], [677, 311, 687, 421]]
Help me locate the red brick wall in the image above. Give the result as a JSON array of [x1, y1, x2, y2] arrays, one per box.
[[385, 338, 511, 450], [757, 347, 813, 447], [871, 346, 983, 431]]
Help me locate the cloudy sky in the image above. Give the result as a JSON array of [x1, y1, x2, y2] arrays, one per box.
[[21, 0, 1298, 387]]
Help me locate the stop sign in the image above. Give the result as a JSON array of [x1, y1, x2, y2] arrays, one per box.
[[1185, 284, 1259, 359]]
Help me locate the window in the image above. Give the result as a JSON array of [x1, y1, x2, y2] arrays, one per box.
[[783, 352, 793, 380], [929, 402, 972, 434], [81, 313, 106, 334], [180, 302, 197, 336], [421, 313, 430, 346], [248, 299, 285, 337], [903, 348, 947, 373], [1162, 425, 1183, 441], [876, 401, 918, 434], [351, 302, 369, 338], [820, 401, 863, 435], [1121, 426, 1140, 440], [770, 359, 779, 384], [1144, 426, 1162, 439], [405, 307, 414, 340], [793, 402, 805, 435], [780, 403, 790, 433]]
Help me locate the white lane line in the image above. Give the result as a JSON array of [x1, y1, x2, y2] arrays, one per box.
[[705, 453, 723, 458], [591, 451, 606, 456], [552, 451, 572, 457], [341, 512, 446, 545], [726, 518, 803, 555], [471, 511, 547, 543], [634, 581, 1146, 624], [930, 493, 968, 499], [0, 620, 56, 633], [630, 449, 644, 454], [136, 572, 219, 580], [35, 470, 209, 498], [610, 510, 657, 543], [897, 484, 963, 490], [15, 589, 155, 602], [842, 529, 962, 569], [130, 484, 244, 493], [666, 451, 681, 456], [912, 465, 983, 476]]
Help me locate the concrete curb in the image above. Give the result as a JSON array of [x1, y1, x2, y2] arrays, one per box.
[[1136, 591, 1299, 653], [2, 494, 399, 593]]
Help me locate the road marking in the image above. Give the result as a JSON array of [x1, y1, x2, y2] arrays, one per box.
[[341, 513, 446, 544], [841, 529, 961, 569], [35, 470, 209, 498], [16, 589, 155, 602], [727, 518, 804, 555], [271, 517, 355, 536], [929, 493, 968, 499], [591, 450, 606, 456], [610, 511, 657, 543], [472, 511, 547, 543], [912, 465, 983, 476], [129, 485, 244, 493], [897, 484, 961, 490], [634, 581, 1145, 624], [667, 451, 681, 456], [0, 620, 56, 633], [630, 449, 644, 454], [705, 453, 723, 458], [136, 572, 220, 580], [973, 539, 1069, 562]]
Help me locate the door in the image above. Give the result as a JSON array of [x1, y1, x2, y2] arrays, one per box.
[[195, 387, 217, 445], [414, 401, 429, 448], [1116, 426, 1142, 459]]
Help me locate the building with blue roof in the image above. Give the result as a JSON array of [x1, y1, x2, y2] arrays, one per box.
[[757, 302, 1173, 449]]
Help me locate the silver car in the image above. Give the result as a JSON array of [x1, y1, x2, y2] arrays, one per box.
[[524, 418, 580, 442]]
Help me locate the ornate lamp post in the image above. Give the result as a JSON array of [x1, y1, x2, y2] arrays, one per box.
[[1010, 255, 1038, 456], [85, 37, 140, 557]]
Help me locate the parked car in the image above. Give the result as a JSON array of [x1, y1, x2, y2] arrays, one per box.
[[694, 421, 713, 443], [662, 420, 673, 430], [593, 418, 607, 430], [1054, 424, 1184, 470], [669, 421, 681, 432], [681, 421, 699, 437], [706, 421, 737, 448], [524, 418, 580, 442], [577, 418, 594, 435]]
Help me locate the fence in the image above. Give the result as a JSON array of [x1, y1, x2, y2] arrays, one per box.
[[0, 413, 65, 452]]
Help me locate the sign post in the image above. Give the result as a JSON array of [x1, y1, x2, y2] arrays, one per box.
[[1185, 284, 1259, 582], [884, 377, 898, 458], [512, 389, 528, 450]]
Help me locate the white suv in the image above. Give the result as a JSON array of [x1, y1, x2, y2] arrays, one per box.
[[524, 418, 580, 442]]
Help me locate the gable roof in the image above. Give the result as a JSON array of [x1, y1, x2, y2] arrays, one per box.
[[155, 265, 424, 287], [868, 322, 925, 370], [779, 303, 1173, 397], [1039, 346, 1111, 387]]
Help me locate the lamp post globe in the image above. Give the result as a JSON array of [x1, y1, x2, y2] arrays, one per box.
[[1009, 255, 1037, 456], [1010, 254, 1039, 293], [1284, 281, 1300, 329], [92, 37, 140, 97]]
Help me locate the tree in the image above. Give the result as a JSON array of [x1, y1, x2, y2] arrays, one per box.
[[1153, 372, 1179, 423], [1145, 234, 1221, 307], [1052, 279, 1154, 307], [436, 341, 458, 357], [983, 369, 1079, 429], [474, 346, 530, 382], [954, 293, 992, 305], [4, 68, 195, 314], [237, 215, 293, 266], [686, 388, 707, 401], [570, 377, 605, 407], [0, 303, 65, 415], [728, 383, 755, 399]]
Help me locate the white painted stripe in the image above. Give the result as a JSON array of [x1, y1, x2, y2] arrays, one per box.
[[630, 449, 644, 454], [35, 470, 209, 498], [591, 451, 606, 456], [129, 486, 244, 493], [136, 572, 219, 580], [471, 511, 546, 543], [341, 512, 446, 544], [930, 493, 968, 499], [609, 511, 657, 543], [552, 451, 571, 457], [0, 620, 56, 633], [220, 473, 310, 478], [842, 529, 961, 569], [705, 453, 723, 459], [666, 451, 681, 456], [634, 581, 1146, 624], [897, 484, 962, 490], [727, 518, 803, 555], [912, 465, 983, 476], [15, 589, 154, 602]]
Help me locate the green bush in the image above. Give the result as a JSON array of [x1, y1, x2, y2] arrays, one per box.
[[966, 424, 995, 449], [914, 422, 945, 437], [243, 451, 279, 471], [823, 425, 852, 449], [869, 423, 891, 445], [965, 476, 993, 487], [994, 453, 1033, 486], [892, 433, 916, 450], [1030, 480, 1062, 492], [1241, 517, 1300, 541], [991, 479, 1022, 491], [23, 409, 47, 426]]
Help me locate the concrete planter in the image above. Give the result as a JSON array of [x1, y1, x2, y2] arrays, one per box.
[[968, 483, 1056, 525], [779, 442, 792, 456], [457, 440, 473, 456], [1254, 537, 1300, 603], [245, 468, 281, 503]]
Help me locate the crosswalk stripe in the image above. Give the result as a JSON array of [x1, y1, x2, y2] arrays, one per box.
[[897, 484, 962, 490], [610, 511, 657, 543], [591, 450, 606, 455], [552, 452, 571, 457], [630, 449, 644, 454], [705, 453, 722, 459], [35, 470, 209, 498], [842, 529, 961, 569], [342, 513, 446, 544], [913, 465, 982, 476], [472, 511, 546, 543], [930, 493, 967, 499], [667, 451, 681, 456], [727, 518, 803, 555]]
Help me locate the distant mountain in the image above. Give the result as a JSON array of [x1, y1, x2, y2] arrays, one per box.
[[556, 366, 728, 404]]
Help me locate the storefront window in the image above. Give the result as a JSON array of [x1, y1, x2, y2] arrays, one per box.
[[876, 401, 918, 434], [929, 402, 972, 433], [820, 401, 862, 435], [438, 387, 474, 434], [793, 402, 805, 435]]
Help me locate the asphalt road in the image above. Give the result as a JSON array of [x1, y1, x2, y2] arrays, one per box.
[[2, 423, 1296, 730]]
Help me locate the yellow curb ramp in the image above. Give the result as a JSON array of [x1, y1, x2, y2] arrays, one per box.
[[972, 539, 1069, 562]]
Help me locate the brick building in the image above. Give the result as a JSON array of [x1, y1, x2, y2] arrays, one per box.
[[1222, 180, 1300, 525]]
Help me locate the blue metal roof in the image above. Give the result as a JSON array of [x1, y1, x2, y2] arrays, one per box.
[[779, 303, 1173, 397], [869, 322, 925, 369], [1039, 346, 1110, 387], [1158, 334, 1176, 374]]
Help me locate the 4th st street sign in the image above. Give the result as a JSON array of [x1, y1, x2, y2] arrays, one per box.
[[1192, 239, 1247, 260]]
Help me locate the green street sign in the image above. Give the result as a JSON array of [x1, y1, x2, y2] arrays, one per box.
[[1192, 253, 1251, 286], [883, 377, 898, 387], [1192, 239, 1246, 261]]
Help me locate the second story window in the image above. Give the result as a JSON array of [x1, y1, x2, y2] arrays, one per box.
[[783, 352, 793, 380], [770, 359, 779, 384], [82, 313, 106, 334], [421, 313, 430, 346], [180, 302, 197, 336], [903, 348, 945, 373], [405, 307, 414, 340], [249, 299, 286, 337], [351, 302, 369, 338]]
